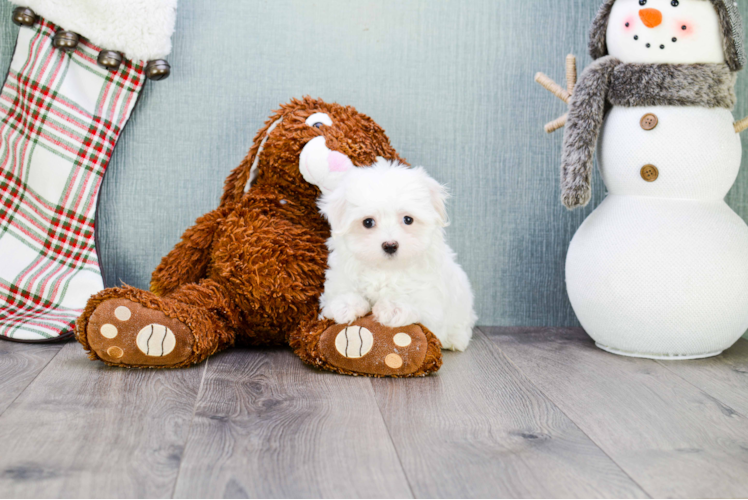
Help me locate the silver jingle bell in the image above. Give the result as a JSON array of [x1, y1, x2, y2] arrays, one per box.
[[145, 59, 171, 81], [97, 50, 123, 71], [53, 30, 79, 52], [11, 7, 37, 27]]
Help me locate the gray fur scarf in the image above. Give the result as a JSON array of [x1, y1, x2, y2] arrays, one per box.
[[560, 56, 737, 209]]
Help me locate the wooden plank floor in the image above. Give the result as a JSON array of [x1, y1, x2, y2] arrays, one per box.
[[0, 328, 747, 498]]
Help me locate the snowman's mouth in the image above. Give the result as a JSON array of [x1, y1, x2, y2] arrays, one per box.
[[632, 34, 678, 50]]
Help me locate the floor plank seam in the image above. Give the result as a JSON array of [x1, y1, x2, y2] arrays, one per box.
[[170, 357, 210, 499], [0, 341, 66, 422], [368, 377, 417, 499], [476, 327, 654, 499], [653, 359, 748, 421]]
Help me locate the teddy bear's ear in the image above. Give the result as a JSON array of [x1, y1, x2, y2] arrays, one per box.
[[219, 114, 283, 207]]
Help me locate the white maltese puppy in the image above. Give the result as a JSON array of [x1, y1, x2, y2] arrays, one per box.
[[318, 159, 477, 351]]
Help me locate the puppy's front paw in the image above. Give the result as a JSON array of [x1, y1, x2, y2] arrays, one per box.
[[373, 299, 420, 328], [322, 293, 371, 324]]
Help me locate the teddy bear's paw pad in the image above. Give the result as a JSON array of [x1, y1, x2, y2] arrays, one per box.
[[318, 316, 428, 376], [86, 298, 194, 367]]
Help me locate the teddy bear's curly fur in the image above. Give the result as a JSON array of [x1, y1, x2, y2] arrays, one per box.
[[76, 97, 443, 377]]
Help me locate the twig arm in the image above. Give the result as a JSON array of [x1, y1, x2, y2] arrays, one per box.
[[545, 113, 568, 134], [566, 55, 577, 95], [535, 72, 570, 104], [735, 116, 748, 134], [536, 54, 577, 133]]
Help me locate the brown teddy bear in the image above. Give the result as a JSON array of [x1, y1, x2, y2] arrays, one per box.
[[76, 97, 443, 377]]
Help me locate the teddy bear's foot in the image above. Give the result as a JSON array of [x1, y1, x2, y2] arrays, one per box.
[[295, 315, 443, 377], [83, 298, 196, 367]]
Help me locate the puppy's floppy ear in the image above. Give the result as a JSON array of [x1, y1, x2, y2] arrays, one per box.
[[417, 168, 450, 227], [318, 185, 348, 232]]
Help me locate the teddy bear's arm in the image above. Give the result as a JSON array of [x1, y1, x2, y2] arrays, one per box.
[[150, 207, 227, 296]]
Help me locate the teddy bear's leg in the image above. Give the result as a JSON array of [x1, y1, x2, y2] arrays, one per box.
[[76, 280, 239, 368], [150, 207, 229, 297], [290, 315, 443, 377]]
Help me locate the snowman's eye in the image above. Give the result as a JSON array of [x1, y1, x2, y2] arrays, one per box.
[[639, 0, 646, 5], [671, 0, 679, 6]]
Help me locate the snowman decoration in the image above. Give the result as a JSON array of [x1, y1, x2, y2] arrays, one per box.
[[537, 0, 748, 359]]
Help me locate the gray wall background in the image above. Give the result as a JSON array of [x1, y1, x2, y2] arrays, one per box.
[[1, 0, 747, 327]]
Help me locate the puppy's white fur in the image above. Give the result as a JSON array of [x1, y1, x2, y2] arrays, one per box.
[[318, 159, 476, 351]]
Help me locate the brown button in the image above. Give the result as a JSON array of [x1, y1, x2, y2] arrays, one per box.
[[640, 164, 659, 182], [640, 113, 658, 131]]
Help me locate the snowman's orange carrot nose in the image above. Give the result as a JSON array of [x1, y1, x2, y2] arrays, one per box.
[[639, 8, 663, 28]]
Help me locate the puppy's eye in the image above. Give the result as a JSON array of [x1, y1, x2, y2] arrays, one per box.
[[403, 216, 414, 225], [313, 122, 324, 129], [363, 218, 376, 229]]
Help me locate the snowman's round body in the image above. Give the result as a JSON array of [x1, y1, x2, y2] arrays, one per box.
[[565, 0, 748, 358], [566, 106, 748, 358]]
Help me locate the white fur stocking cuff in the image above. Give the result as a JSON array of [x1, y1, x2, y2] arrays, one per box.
[[10, 0, 178, 62]]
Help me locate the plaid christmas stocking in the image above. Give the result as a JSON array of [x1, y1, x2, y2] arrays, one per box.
[[0, 2, 176, 342]]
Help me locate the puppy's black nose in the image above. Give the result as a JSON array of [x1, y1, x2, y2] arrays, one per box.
[[382, 241, 399, 255]]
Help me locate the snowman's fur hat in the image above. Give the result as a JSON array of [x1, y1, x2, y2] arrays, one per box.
[[589, 0, 747, 71]]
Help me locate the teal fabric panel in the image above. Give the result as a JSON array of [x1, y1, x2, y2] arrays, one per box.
[[1, 0, 747, 327]]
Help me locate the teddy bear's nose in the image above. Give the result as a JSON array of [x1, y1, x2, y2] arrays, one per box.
[[382, 241, 399, 255], [328, 150, 352, 172], [639, 8, 662, 28]]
